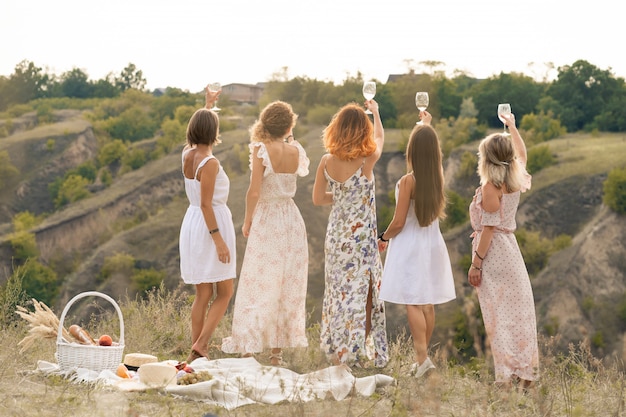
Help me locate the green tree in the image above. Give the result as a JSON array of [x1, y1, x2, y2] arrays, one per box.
[[59, 68, 93, 98], [593, 83, 626, 132], [470, 72, 544, 128], [132, 268, 165, 293], [603, 166, 626, 214], [13, 211, 40, 231], [92, 74, 120, 98], [115, 63, 146, 92], [122, 148, 147, 171], [0, 60, 50, 110], [101, 105, 158, 142], [100, 253, 135, 283], [98, 139, 127, 166], [0, 150, 19, 189], [546, 60, 621, 132], [527, 144, 556, 174], [9, 231, 39, 261], [441, 190, 469, 231], [519, 111, 566, 144], [14, 259, 58, 306], [151, 88, 196, 123], [54, 174, 91, 207]]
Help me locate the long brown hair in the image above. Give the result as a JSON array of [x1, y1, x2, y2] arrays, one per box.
[[406, 124, 446, 226], [322, 103, 376, 160]]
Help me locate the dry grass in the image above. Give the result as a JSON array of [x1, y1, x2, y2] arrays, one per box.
[[1, 286, 625, 417]]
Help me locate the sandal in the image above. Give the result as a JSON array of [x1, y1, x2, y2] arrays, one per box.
[[269, 351, 285, 367], [186, 349, 208, 363]]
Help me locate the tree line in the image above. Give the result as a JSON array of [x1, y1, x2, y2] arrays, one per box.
[[0, 60, 146, 111], [2, 59, 626, 133]]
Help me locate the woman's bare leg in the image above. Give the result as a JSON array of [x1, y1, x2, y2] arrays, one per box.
[[191, 279, 233, 357]]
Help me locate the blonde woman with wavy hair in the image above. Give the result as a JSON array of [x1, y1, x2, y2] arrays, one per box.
[[222, 101, 310, 366], [378, 112, 456, 378], [468, 112, 538, 390], [312, 100, 388, 368]]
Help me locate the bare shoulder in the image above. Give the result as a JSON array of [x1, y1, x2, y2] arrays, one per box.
[[481, 182, 501, 212]]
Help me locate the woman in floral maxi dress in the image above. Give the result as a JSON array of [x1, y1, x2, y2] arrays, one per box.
[[468, 112, 539, 388], [221, 101, 309, 366], [312, 100, 388, 368]]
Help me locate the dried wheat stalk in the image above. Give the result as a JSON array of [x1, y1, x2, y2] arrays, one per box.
[[16, 299, 72, 353]]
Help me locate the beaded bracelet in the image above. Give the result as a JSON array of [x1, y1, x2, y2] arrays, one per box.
[[209, 228, 220, 234]]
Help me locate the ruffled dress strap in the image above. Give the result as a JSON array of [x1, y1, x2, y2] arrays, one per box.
[[194, 155, 215, 180], [472, 186, 502, 227], [291, 141, 310, 177], [248, 142, 272, 174]]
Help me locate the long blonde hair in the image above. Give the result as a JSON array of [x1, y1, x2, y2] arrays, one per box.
[[406, 124, 446, 226], [477, 133, 522, 192], [322, 103, 376, 160], [250, 101, 297, 142]]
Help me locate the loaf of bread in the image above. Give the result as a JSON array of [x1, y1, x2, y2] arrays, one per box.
[[68, 324, 97, 345]]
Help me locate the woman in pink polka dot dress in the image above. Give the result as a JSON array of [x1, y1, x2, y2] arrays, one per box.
[[468, 112, 538, 389]]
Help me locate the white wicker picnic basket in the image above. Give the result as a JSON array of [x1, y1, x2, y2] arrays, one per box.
[[55, 291, 125, 373]]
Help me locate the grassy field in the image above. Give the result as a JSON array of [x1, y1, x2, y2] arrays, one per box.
[[2, 286, 625, 417]]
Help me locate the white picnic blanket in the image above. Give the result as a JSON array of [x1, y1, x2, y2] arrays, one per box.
[[37, 357, 395, 410]]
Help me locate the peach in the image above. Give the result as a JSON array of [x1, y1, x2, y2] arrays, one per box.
[[98, 334, 113, 346]]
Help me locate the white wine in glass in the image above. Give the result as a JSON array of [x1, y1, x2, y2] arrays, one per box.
[[208, 82, 221, 112], [497, 103, 511, 136], [362, 81, 376, 114], [415, 92, 429, 124]]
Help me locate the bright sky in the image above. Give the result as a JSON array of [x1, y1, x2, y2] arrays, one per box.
[[2, 0, 623, 92]]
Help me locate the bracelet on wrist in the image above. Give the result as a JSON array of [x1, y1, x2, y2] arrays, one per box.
[[209, 228, 220, 234], [471, 263, 482, 271], [475, 251, 485, 261], [378, 232, 388, 242]]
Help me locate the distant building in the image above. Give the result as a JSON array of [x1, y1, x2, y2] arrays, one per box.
[[386, 73, 431, 83], [221, 83, 264, 104]]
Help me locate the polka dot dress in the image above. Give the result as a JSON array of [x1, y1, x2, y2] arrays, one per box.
[[469, 185, 539, 383]]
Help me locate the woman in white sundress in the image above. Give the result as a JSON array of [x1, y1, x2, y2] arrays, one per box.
[[179, 86, 236, 363], [378, 112, 455, 378]]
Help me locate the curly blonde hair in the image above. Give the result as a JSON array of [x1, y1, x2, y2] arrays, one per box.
[[477, 133, 523, 192], [250, 101, 297, 142], [322, 103, 376, 161]]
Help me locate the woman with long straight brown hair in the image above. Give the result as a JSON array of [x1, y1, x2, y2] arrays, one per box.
[[378, 111, 456, 378]]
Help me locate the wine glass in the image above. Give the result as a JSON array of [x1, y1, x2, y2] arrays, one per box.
[[208, 82, 221, 112], [415, 92, 429, 124], [497, 103, 511, 136], [362, 81, 376, 114]]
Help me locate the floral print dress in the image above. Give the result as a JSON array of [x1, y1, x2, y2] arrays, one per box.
[[320, 163, 388, 367], [221, 141, 310, 353]]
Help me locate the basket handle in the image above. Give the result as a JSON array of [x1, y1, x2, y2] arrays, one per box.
[[56, 291, 125, 346]]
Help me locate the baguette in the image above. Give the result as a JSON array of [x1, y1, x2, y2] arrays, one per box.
[[68, 324, 97, 345]]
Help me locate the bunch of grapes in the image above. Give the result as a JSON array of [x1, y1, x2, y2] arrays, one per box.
[[177, 371, 213, 385]]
